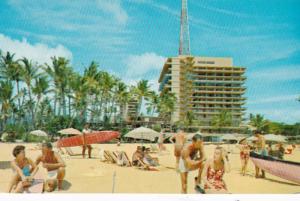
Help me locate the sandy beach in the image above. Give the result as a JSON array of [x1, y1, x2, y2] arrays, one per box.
[[0, 142, 299, 194]]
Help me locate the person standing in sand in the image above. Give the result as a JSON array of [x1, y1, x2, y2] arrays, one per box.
[[179, 134, 206, 194], [169, 129, 187, 170], [254, 131, 267, 178], [36, 142, 66, 191], [237, 138, 250, 176], [82, 124, 92, 158]]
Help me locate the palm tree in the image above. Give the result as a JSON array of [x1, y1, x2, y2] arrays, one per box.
[[20, 57, 40, 126], [44, 57, 70, 116], [133, 80, 152, 120], [249, 113, 269, 133], [212, 110, 233, 133], [158, 91, 177, 124], [115, 81, 130, 122], [32, 76, 51, 112], [146, 91, 159, 116], [0, 80, 19, 129], [180, 57, 195, 121], [0, 52, 23, 110]]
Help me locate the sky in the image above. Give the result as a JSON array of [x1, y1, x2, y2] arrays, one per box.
[[0, 0, 299, 124]]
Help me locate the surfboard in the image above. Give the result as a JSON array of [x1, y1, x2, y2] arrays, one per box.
[[250, 151, 300, 184], [57, 131, 120, 148]]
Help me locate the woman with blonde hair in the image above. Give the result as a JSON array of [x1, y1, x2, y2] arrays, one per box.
[[201, 146, 231, 194]]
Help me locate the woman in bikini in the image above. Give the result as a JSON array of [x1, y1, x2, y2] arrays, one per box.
[[8, 145, 38, 193], [237, 138, 250, 176], [201, 146, 230, 194]]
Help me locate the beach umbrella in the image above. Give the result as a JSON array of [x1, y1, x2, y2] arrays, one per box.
[[29, 130, 48, 137], [58, 128, 82, 136], [264, 134, 287, 143], [125, 127, 160, 142]]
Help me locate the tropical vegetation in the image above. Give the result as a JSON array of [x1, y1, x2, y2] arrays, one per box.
[[0, 50, 177, 141]]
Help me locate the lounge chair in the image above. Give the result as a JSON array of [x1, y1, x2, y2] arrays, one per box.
[[102, 150, 117, 163], [64, 147, 82, 156], [115, 151, 132, 167]]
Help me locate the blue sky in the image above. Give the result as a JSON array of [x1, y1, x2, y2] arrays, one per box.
[[0, 0, 299, 123]]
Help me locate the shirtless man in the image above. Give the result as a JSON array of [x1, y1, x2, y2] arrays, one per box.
[[36, 142, 66, 191], [179, 134, 206, 194], [170, 129, 187, 170], [254, 131, 267, 178], [82, 124, 92, 158]]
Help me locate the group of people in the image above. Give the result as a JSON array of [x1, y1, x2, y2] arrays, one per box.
[[8, 125, 294, 194], [132, 146, 159, 168], [8, 142, 65, 193], [169, 129, 230, 194]]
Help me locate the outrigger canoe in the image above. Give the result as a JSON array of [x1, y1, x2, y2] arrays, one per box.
[[250, 151, 300, 184], [57, 131, 120, 148]]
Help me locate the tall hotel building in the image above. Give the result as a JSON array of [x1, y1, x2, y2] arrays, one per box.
[[158, 56, 246, 133]]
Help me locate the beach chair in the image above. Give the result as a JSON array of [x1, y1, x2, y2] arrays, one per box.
[[64, 147, 82, 156], [115, 151, 132, 167], [103, 150, 117, 163]]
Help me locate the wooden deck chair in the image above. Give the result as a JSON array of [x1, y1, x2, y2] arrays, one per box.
[[64, 147, 81, 156], [103, 150, 117, 163], [115, 151, 132, 167]]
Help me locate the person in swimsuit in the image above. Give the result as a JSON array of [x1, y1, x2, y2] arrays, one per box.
[[82, 124, 92, 158], [169, 129, 187, 171], [179, 134, 206, 194], [237, 138, 250, 176], [8, 145, 39, 193], [132, 146, 144, 166], [202, 146, 230, 194], [143, 148, 159, 166], [254, 131, 267, 178], [36, 142, 66, 191]]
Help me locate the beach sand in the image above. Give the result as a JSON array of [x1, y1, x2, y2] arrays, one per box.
[[0, 142, 299, 194]]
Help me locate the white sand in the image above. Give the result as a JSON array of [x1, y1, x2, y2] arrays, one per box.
[[0, 142, 299, 193]]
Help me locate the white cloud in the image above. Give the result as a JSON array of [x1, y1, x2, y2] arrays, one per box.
[[0, 34, 72, 64], [125, 52, 166, 78], [97, 0, 128, 25]]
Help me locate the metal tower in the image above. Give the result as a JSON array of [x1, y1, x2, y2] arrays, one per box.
[[179, 0, 191, 55]]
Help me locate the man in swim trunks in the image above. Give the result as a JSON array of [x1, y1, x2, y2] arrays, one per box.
[[254, 131, 267, 178], [170, 129, 187, 170], [179, 134, 206, 194], [82, 124, 92, 158], [36, 142, 66, 191]]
